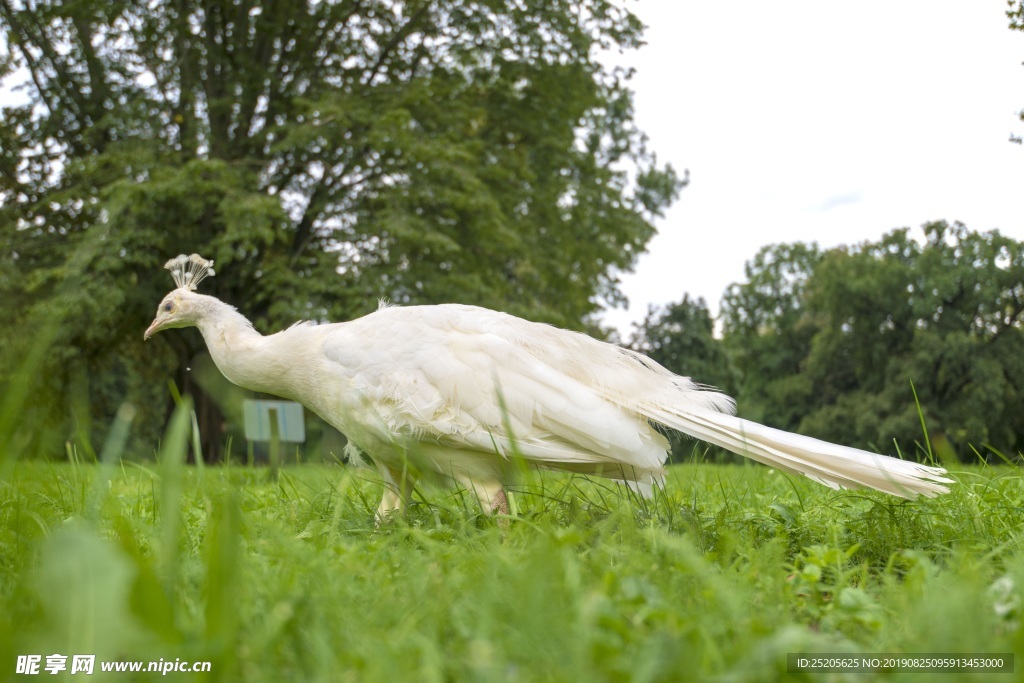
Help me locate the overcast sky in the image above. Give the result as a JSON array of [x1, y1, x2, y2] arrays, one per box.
[[603, 0, 1024, 336]]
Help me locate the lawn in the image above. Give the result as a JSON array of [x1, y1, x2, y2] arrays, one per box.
[[1, 445, 1022, 682]]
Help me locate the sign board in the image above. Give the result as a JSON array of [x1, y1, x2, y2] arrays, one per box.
[[243, 400, 306, 443]]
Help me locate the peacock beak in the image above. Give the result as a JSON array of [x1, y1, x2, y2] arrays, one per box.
[[144, 318, 163, 340]]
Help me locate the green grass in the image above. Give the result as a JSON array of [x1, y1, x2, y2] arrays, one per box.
[[1, 449, 1023, 682]]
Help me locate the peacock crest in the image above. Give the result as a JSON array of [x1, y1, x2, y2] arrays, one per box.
[[165, 253, 215, 291]]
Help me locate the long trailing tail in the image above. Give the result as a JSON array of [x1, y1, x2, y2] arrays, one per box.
[[644, 405, 953, 499]]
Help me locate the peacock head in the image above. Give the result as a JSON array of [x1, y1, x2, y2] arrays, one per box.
[[144, 254, 216, 340]]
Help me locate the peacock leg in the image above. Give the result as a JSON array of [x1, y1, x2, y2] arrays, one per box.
[[375, 465, 412, 524], [489, 488, 510, 516], [455, 475, 509, 517]]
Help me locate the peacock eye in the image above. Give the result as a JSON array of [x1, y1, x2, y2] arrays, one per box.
[[163, 302, 173, 312]]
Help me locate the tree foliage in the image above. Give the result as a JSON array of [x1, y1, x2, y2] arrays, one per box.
[[718, 222, 1024, 461], [721, 242, 822, 430], [0, 0, 682, 458]]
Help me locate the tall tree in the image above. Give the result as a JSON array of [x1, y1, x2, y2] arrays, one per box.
[[0, 0, 683, 458], [718, 223, 1024, 460], [797, 223, 1024, 458], [720, 242, 822, 429]]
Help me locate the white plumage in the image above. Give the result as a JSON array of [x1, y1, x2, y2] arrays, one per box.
[[145, 255, 952, 518]]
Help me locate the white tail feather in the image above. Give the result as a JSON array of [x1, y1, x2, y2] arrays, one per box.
[[645, 406, 953, 499]]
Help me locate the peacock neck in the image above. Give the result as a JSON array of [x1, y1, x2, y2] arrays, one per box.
[[193, 298, 272, 393], [194, 297, 315, 401]]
